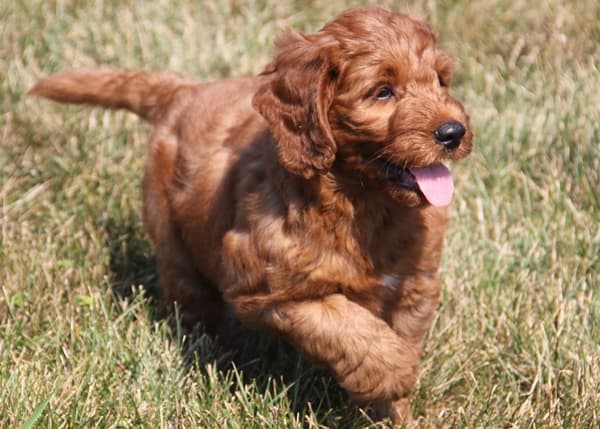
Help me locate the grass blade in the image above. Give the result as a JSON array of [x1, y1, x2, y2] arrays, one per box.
[[19, 392, 53, 429]]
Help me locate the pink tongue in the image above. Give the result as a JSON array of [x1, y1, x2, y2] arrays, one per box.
[[409, 164, 454, 207]]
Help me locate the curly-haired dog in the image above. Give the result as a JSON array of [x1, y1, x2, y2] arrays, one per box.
[[31, 6, 472, 424]]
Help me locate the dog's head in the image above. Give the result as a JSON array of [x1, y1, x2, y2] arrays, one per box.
[[253, 7, 473, 207]]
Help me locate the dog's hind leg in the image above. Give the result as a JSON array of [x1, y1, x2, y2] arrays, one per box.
[[142, 134, 224, 334], [155, 243, 224, 334]]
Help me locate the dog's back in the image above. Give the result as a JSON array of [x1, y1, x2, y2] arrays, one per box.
[[30, 70, 272, 328]]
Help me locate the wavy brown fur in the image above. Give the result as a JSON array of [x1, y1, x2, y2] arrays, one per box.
[[31, 6, 472, 425]]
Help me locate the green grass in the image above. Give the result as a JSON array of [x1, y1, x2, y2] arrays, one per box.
[[1, 0, 598, 427]]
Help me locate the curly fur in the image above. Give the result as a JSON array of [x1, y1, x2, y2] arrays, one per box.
[[30, 6, 473, 424]]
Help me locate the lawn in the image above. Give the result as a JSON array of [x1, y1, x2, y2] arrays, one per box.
[[1, 0, 598, 427]]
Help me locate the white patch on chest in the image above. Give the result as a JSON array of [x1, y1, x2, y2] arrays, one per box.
[[380, 273, 399, 291]]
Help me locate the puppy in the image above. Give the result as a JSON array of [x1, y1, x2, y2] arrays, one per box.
[[30, 6, 472, 424]]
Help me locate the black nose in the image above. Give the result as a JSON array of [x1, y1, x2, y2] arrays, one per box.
[[434, 121, 466, 150]]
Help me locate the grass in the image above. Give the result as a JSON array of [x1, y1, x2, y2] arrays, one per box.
[[1, 0, 598, 427]]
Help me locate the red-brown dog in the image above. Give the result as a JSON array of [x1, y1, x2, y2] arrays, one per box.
[[31, 6, 472, 424]]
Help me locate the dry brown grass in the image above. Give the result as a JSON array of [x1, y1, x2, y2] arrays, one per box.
[[1, 0, 598, 427]]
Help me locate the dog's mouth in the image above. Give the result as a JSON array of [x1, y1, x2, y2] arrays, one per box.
[[374, 159, 455, 207]]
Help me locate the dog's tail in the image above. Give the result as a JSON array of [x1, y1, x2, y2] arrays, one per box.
[[28, 69, 188, 123]]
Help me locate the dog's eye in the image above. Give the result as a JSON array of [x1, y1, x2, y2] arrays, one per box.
[[437, 72, 450, 87], [375, 86, 394, 100]]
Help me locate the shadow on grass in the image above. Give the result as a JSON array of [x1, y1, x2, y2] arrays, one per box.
[[104, 215, 373, 427], [105, 217, 159, 299]]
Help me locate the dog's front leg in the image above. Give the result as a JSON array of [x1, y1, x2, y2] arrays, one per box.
[[248, 293, 419, 423], [373, 274, 443, 426]]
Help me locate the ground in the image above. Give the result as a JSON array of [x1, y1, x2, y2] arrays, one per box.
[[1, 0, 598, 427]]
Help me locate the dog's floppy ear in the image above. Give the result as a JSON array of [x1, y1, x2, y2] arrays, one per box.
[[252, 29, 340, 179]]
